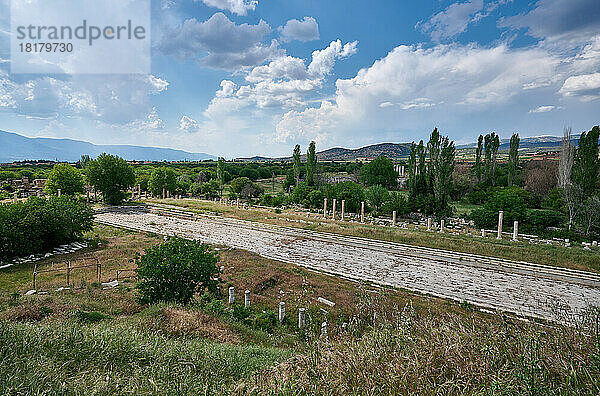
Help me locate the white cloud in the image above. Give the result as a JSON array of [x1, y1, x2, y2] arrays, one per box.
[[275, 42, 561, 143], [204, 39, 358, 116], [559, 73, 600, 101], [279, 17, 320, 42], [179, 115, 200, 132], [159, 13, 282, 71], [528, 105, 559, 113], [200, 0, 257, 16], [417, 0, 483, 41]]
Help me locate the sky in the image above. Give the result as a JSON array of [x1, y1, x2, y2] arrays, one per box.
[[0, 0, 599, 158]]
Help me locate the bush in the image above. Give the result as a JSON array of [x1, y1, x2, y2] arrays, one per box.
[[252, 310, 278, 333], [381, 191, 410, 216], [135, 238, 221, 305], [0, 196, 94, 261], [523, 209, 564, 233], [470, 186, 528, 229]]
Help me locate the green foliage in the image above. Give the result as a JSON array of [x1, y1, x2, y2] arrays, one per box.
[[85, 153, 135, 205], [475, 135, 483, 183], [305, 141, 317, 186], [217, 157, 226, 196], [229, 177, 263, 198], [260, 193, 287, 207], [359, 156, 397, 189], [572, 125, 599, 196], [75, 310, 110, 323], [408, 129, 456, 216], [0, 196, 93, 260], [0, 171, 18, 181], [135, 237, 221, 305], [307, 189, 324, 209], [148, 167, 177, 197], [289, 181, 314, 206], [470, 186, 529, 229], [508, 133, 520, 186], [293, 144, 301, 186], [45, 163, 84, 196], [325, 181, 365, 213], [365, 185, 389, 212], [523, 209, 564, 233], [381, 191, 410, 216], [239, 168, 260, 181], [201, 179, 220, 199]]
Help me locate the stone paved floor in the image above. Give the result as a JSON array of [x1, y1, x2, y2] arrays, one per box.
[[96, 210, 600, 323]]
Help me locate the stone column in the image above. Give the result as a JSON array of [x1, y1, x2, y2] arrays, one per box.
[[332, 199, 337, 220], [341, 200, 345, 221], [162, 188, 166, 199], [57, 188, 61, 197], [13, 192, 17, 203], [497, 211, 504, 239], [440, 219, 445, 233], [392, 211, 397, 226], [401, 165, 405, 177], [138, 184, 141, 197], [427, 217, 432, 231], [323, 198, 327, 219], [361, 201, 365, 223], [244, 290, 251, 307], [481, 229, 486, 238], [321, 322, 328, 339], [228, 287, 235, 304], [298, 308, 306, 329], [513, 220, 519, 241], [279, 302, 286, 322], [236, 198, 240, 208]]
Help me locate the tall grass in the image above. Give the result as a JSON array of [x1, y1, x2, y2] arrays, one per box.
[[0, 320, 288, 395]]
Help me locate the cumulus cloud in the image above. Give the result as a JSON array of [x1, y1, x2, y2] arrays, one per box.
[[204, 39, 358, 116], [159, 13, 282, 71], [275, 42, 561, 143], [499, 0, 600, 44], [179, 115, 200, 132], [559, 73, 600, 101], [529, 105, 559, 113], [279, 17, 320, 42], [200, 0, 257, 16]]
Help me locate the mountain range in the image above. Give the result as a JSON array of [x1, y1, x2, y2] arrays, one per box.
[[0, 130, 215, 163]]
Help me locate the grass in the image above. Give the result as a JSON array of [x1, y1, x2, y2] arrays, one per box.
[[147, 198, 600, 273], [1, 224, 599, 394]]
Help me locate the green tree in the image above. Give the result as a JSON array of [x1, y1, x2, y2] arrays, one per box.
[[428, 128, 455, 215], [476, 135, 483, 183], [490, 132, 500, 186], [508, 133, 520, 186], [470, 186, 529, 229], [293, 144, 301, 186], [85, 153, 135, 205], [217, 157, 226, 196], [135, 237, 220, 305], [366, 185, 389, 212], [201, 179, 220, 198], [359, 156, 397, 189], [305, 141, 317, 186], [148, 167, 177, 197], [573, 125, 599, 196], [45, 163, 84, 196]]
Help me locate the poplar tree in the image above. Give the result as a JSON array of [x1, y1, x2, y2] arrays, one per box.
[[216, 157, 225, 196], [475, 135, 483, 183], [293, 144, 301, 186], [573, 125, 599, 196], [305, 141, 317, 186], [508, 133, 520, 186]]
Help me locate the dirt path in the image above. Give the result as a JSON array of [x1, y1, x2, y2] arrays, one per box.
[[95, 208, 600, 323]]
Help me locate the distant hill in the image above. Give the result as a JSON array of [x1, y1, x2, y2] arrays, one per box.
[[458, 135, 575, 151], [237, 143, 412, 162], [0, 130, 215, 163]]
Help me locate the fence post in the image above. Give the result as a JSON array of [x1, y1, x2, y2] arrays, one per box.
[[66, 261, 71, 287], [298, 308, 306, 329], [279, 302, 286, 322]]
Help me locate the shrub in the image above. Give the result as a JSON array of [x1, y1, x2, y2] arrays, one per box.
[[382, 191, 410, 216], [0, 196, 94, 261], [75, 310, 109, 323], [359, 156, 397, 189], [470, 186, 528, 229], [252, 310, 278, 333], [523, 209, 564, 233], [135, 238, 221, 305]]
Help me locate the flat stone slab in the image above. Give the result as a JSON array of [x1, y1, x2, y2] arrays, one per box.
[[95, 210, 600, 323]]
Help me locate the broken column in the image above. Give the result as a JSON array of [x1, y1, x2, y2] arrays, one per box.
[[162, 188, 166, 199], [244, 290, 251, 307], [481, 229, 486, 238], [512, 220, 519, 241], [392, 211, 397, 226], [440, 219, 445, 233], [236, 198, 240, 208], [57, 188, 61, 197], [228, 287, 235, 304], [321, 321, 328, 339], [279, 302, 286, 322], [341, 200, 345, 221], [497, 211, 504, 239], [427, 218, 432, 231], [298, 308, 306, 329], [361, 201, 365, 223], [323, 198, 327, 219], [332, 199, 337, 220]]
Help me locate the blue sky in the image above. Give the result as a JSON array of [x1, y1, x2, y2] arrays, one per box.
[[0, 0, 599, 158]]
